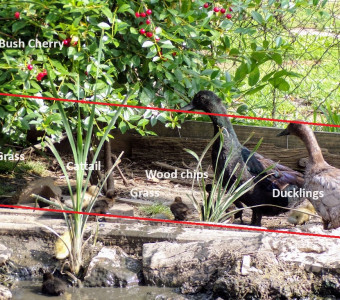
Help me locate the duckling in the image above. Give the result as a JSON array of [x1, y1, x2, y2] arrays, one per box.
[[91, 199, 109, 214], [287, 202, 316, 226], [54, 231, 71, 260], [64, 185, 101, 209], [170, 197, 189, 221], [181, 91, 304, 226], [278, 123, 340, 230], [41, 272, 66, 296]]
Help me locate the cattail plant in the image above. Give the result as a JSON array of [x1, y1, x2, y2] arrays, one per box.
[[34, 29, 139, 275]]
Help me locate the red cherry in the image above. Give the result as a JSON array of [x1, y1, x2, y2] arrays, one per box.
[[42, 69, 47, 76], [73, 41, 78, 46], [139, 28, 146, 34], [63, 39, 70, 46], [229, 7, 233, 12], [14, 12, 20, 19], [226, 14, 232, 19], [213, 7, 220, 12], [221, 8, 226, 13], [135, 12, 140, 18], [146, 19, 151, 25], [146, 9, 152, 15], [139, 21, 144, 25], [27, 64, 33, 71], [146, 32, 153, 38], [140, 12, 146, 18], [85, 71, 88, 76], [172, 52, 177, 56], [203, 3, 209, 8], [36, 73, 43, 81]]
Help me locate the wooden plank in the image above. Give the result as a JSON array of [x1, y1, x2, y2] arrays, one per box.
[[110, 121, 340, 159], [110, 122, 340, 170]]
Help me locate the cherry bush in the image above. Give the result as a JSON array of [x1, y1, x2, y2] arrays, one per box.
[[0, 0, 313, 150]]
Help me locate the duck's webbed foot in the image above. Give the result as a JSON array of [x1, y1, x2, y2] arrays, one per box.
[[250, 209, 262, 227], [323, 219, 330, 230]]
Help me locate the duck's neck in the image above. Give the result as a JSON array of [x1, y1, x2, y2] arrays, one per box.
[[298, 129, 325, 165], [209, 108, 241, 146]]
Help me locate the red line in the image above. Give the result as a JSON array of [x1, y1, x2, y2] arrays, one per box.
[[0, 92, 339, 128], [1, 204, 340, 239]]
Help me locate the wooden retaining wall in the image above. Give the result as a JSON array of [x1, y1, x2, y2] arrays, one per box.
[[110, 121, 340, 170]]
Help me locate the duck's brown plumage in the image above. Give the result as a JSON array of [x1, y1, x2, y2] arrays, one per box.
[[170, 197, 189, 221], [278, 123, 340, 229], [181, 91, 304, 226]]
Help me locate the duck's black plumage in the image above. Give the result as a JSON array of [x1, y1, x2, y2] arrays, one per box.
[[41, 272, 66, 296], [181, 91, 304, 226]]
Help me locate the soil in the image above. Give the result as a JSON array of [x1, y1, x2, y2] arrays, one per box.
[[0, 153, 330, 299], [0, 153, 321, 229]]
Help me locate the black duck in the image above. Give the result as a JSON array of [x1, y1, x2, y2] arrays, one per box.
[[278, 123, 340, 229], [41, 272, 66, 296], [181, 91, 304, 226]]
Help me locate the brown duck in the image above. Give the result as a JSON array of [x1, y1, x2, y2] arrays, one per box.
[[278, 123, 340, 229]]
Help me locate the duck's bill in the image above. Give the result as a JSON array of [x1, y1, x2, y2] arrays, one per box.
[[277, 128, 290, 137], [180, 103, 195, 111]]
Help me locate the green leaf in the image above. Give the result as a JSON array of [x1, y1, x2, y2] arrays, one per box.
[[271, 53, 282, 65], [119, 120, 128, 134], [98, 22, 110, 29], [12, 21, 26, 32], [269, 78, 290, 91], [248, 67, 260, 86], [146, 46, 157, 58], [237, 104, 249, 115], [235, 63, 249, 82], [277, 79, 290, 91], [174, 69, 183, 81], [118, 4, 130, 13], [275, 37, 283, 48], [229, 48, 239, 56], [245, 84, 266, 95], [137, 119, 149, 127], [150, 116, 157, 127], [251, 11, 264, 24], [142, 41, 154, 48], [161, 40, 175, 49]]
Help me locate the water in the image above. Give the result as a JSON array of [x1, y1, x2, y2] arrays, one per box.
[[12, 280, 178, 300]]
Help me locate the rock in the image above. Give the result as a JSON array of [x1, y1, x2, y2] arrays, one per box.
[[17, 177, 62, 207], [241, 255, 251, 276], [143, 235, 340, 298], [153, 213, 170, 220], [0, 285, 12, 300], [107, 203, 134, 217], [261, 232, 340, 272], [0, 244, 12, 265], [143, 239, 261, 294], [84, 246, 142, 287]]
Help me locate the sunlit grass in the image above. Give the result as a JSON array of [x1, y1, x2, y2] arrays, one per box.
[[139, 203, 173, 219]]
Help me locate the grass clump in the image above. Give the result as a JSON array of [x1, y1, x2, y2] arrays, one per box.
[[139, 203, 173, 219]]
